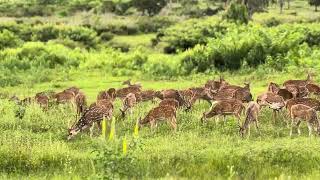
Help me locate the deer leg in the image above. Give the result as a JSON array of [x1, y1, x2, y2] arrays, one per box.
[[223, 115, 227, 125], [90, 122, 95, 138], [307, 122, 313, 137], [248, 124, 251, 138], [290, 119, 294, 137], [273, 110, 276, 124], [296, 121, 301, 136], [255, 120, 260, 135], [169, 117, 177, 132]]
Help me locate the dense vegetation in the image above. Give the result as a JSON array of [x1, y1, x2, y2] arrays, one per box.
[[1, 0, 320, 179]]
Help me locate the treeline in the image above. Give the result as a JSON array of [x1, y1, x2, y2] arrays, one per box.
[[0, 0, 319, 17]]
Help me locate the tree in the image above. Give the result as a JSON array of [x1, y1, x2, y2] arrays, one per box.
[[132, 0, 167, 16], [279, 0, 284, 13], [242, 0, 269, 17], [309, 0, 320, 11]]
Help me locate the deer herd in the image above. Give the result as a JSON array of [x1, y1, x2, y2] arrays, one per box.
[[7, 75, 320, 140]]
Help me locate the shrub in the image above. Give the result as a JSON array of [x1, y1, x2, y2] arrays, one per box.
[[0, 30, 22, 50], [59, 26, 100, 48], [137, 16, 178, 33], [100, 32, 114, 41], [32, 24, 59, 42], [223, 1, 249, 24]]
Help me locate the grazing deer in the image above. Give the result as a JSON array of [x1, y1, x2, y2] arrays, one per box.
[[219, 82, 250, 92], [75, 91, 87, 116], [138, 105, 177, 131], [233, 88, 253, 103], [179, 89, 195, 110], [290, 104, 320, 137], [205, 77, 228, 93], [122, 79, 142, 88], [283, 74, 312, 87], [35, 92, 49, 110], [158, 98, 180, 110], [53, 90, 75, 104], [239, 101, 260, 137], [286, 98, 320, 114], [116, 86, 141, 99], [97, 88, 116, 102], [189, 87, 213, 105], [285, 85, 309, 99], [65, 86, 80, 96], [268, 82, 293, 101], [138, 90, 156, 102], [257, 92, 285, 123], [306, 83, 320, 96], [120, 93, 137, 118], [201, 99, 245, 126], [67, 99, 113, 140], [155, 89, 189, 108]]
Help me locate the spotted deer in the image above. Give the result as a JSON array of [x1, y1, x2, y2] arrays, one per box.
[[286, 98, 320, 114], [97, 88, 116, 102], [239, 101, 260, 137], [290, 104, 320, 137], [75, 91, 87, 116], [205, 76, 228, 93], [306, 83, 320, 96], [53, 90, 75, 104], [257, 92, 285, 123], [283, 74, 312, 87], [268, 82, 293, 100], [155, 89, 189, 109], [201, 99, 245, 126], [120, 93, 137, 118], [116, 86, 141, 99], [285, 85, 309, 99], [158, 98, 179, 110], [65, 86, 80, 96], [35, 92, 49, 110], [189, 87, 213, 105], [138, 90, 156, 102], [138, 105, 177, 131], [67, 99, 114, 140]]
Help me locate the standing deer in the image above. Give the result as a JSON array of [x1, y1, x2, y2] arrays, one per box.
[[138, 105, 177, 131], [290, 104, 320, 137], [286, 98, 320, 114], [189, 87, 213, 105], [158, 98, 180, 110], [283, 74, 312, 87], [239, 101, 260, 137], [138, 90, 156, 102], [257, 92, 285, 123], [67, 99, 113, 140], [35, 92, 49, 110], [97, 88, 116, 102], [75, 91, 87, 117], [306, 83, 320, 96], [201, 99, 245, 126], [116, 86, 141, 99], [268, 82, 293, 100], [155, 89, 189, 109], [120, 93, 137, 118]]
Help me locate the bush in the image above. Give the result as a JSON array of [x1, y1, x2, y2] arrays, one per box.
[[59, 26, 100, 48], [0, 30, 22, 50], [0, 42, 82, 70], [137, 16, 178, 33], [100, 32, 114, 41], [223, 1, 249, 24], [160, 17, 228, 52]]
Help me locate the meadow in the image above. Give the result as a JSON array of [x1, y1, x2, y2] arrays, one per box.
[[1, 0, 320, 179]]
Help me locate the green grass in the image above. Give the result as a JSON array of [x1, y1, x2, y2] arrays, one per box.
[[1, 71, 320, 179]]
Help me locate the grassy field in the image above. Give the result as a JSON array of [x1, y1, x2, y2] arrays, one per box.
[[1, 70, 320, 179]]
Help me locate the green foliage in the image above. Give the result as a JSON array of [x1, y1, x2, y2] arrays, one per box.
[[160, 17, 228, 52], [132, 0, 167, 16], [0, 30, 22, 50], [223, 1, 249, 24]]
